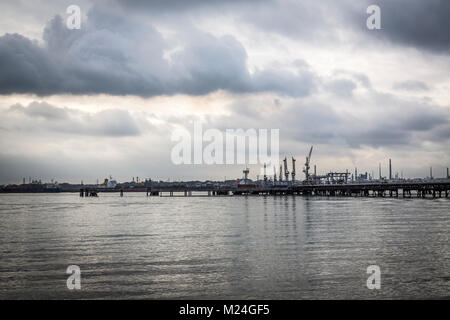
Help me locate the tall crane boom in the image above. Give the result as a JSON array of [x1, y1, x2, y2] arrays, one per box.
[[283, 157, 289, 182], [308, 146, 313, 163], [303, 146, 314, 182], [291, 157, 296, 182]]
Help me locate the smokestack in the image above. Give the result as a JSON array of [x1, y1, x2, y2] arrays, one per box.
[[291, 157, 296, 182], [314, 165, 317, 177], [389, 159, 392, 180], [379, 163, 382, 180], [430, 167, 433, 179], [447, 167, 449, 179]]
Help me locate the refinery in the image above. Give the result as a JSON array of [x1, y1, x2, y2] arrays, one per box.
[[1, 146, 450, 198]]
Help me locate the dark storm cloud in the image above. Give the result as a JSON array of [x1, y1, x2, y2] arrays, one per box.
[[0, 5, 316, 97], [349, 0, 450, 53], [380, 0, 450, 53], [116, 0, 269, 12], [183, 0, 450, 54], [0, 34, 61, 95], [6, 101, 141, 136]]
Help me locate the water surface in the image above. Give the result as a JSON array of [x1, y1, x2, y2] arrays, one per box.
[[0, 193, 449, 299]]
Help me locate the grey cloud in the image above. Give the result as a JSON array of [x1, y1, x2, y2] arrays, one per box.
[[333, 70, 372, 89], [10, 101, 69, 120], [116, 0, 269, 12], [193, 0, 450, 55], [244, 0, 450, 54], [321, 70, 371, 98], [252, 68, 317, 97], [238, 0, 346, 44], [348, 0, 450, 53], [378, 0, 450, 53], [170, 33, 251, 95], [206, 92, 450, 149], [6, 101, 141, 136], [324, 79, 357, 97], [0, 34, 61, 95], [400, 107, 448, 131], [0, 6, 316, 97], [345, 127, 411, 149], [393, 80, 431, 91], [433, 126, 450, 140]]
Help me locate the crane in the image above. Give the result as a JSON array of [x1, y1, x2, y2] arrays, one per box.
[[283, 157, 289, 182], [303, 146, 313, 181], [291, 157, 296, 182]]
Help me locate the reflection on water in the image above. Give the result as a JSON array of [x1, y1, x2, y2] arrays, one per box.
[[0, 193, 449, 299]]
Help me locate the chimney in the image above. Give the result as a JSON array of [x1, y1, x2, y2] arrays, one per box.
[[379, 163, 382, 180], [389, 159, 392, 180]]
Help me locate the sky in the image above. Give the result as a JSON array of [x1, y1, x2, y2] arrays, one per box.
[[0, 0, 449, 183]]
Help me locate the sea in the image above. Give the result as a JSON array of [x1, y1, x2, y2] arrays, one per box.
[[0, 193, 449, 299]]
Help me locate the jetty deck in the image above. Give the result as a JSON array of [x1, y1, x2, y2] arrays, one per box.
[[136, 181, 450, 198]]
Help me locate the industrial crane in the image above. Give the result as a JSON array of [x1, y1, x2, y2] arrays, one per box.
[[291, 157, 296, 182], [283, 157, 289, 182], [303, 146, 313, 181]]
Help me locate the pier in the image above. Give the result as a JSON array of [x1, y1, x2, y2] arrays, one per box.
[[145, 181, 450, 199]]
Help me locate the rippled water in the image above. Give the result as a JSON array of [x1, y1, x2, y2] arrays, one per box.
[[0, 193, 449, 299]]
